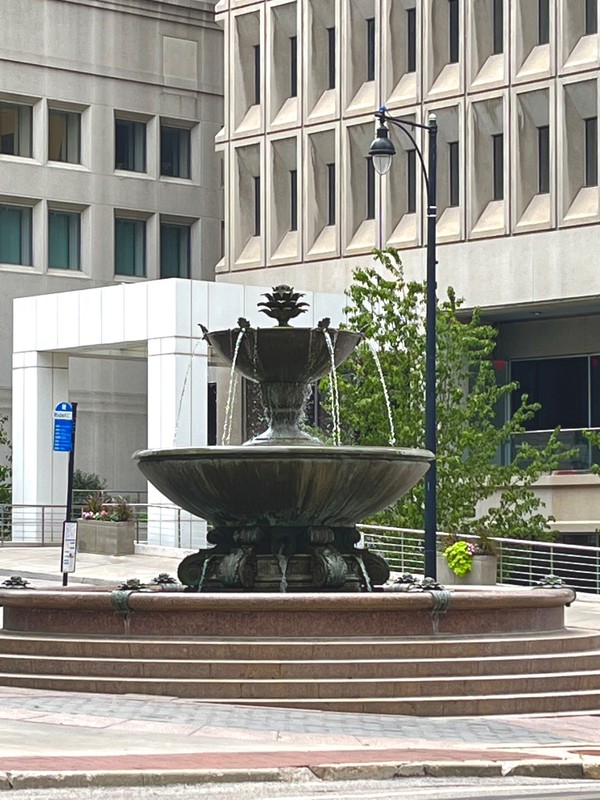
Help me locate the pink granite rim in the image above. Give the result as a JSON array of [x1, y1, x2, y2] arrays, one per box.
[[0, 587, 575, 612]]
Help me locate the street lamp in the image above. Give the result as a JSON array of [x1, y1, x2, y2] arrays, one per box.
[[368, 106, 438, 579]]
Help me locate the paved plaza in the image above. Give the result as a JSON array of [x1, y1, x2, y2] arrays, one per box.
[[0, 546, 599, 789]]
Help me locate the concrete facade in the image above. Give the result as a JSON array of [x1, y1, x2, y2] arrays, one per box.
[[1, 0, 223, 492], [215, 0, 600, 536]]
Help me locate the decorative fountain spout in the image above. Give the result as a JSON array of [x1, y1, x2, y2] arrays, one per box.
[[134, 287, 433, 592]]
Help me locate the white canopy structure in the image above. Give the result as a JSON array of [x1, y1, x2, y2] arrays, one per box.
[[12, 279, 346, 548]]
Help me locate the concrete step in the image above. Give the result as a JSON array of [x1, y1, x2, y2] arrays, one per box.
[[198, 688, 600, 716], [1, 666, 600, 699], [2, 628, 600, 716], [1, 628, 598, 660], [0, 649, 599, 680], [1, 672, 600, 715]]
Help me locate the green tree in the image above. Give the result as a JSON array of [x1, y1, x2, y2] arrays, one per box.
[[331, 248, 566, 542], [0, 415, 11, 506]]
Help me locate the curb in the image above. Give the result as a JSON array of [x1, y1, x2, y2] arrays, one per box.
[[0, 570, 116, 588], [0, 759, 597, 790]]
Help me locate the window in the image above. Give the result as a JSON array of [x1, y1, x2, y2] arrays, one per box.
[[448, 0, 459, 63], [0, 204, 31, 265], [492, 133, 504, 200], [366, 17, 375, 82], [115, 118, 146, 172], [510, 355, 600, 470], [115, 217, 146, 277], [290, 169, 298, 231], [537, 125, 550, 194], [448, 141, 459, 207], [253, 175, 261, 236], [407, 149, 416, 213], [512, 357, 589, 431], [327, 162, 336, 225], [538, 0, 549, 45], [48, 110, 80, 164], [290, 36, 298, 98], [48, 210, 80, 270], [585, 117, 598, 187], [406, 8, 416, 72], [254, 45, 261, 105], [0, 102, 32, 157], [493, 0, 503, 55], [366, 156, 375, 219], [160, 125, 191, 179], [586, 0, 597, 35], [327, 27, 336, 89], [160, 222, 190, 278]]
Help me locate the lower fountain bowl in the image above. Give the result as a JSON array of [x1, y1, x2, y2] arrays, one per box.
[[133, 445, 432, 527]]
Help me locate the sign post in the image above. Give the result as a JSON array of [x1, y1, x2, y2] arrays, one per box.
[[54, 402, 78, 586]]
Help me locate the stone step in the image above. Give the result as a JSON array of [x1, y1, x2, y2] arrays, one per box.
[[1, 666, 600, 699], [0, 628, 598, 660], [196, 688, 600, 716], [1, 671, 600, 715], [0, 649, 599, 680]]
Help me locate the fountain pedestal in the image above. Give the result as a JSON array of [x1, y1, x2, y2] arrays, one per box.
[[177, 525, 389, 592]]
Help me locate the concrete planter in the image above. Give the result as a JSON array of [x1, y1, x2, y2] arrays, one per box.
[[436, 554, 497, 586], [77, 520, 135, 556]]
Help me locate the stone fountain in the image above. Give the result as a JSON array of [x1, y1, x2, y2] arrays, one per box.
[[134, 286, 432, 592], [0, 286, 586, 716]]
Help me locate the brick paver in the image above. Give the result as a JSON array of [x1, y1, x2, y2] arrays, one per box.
[[0, 746, 560, 773], [0, 690, 585, 745]]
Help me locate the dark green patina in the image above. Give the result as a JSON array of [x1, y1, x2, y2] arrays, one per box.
[[135, 287, 432, 592]]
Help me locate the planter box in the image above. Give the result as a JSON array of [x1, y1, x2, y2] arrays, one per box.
[[77, 520, 135, 556], [436, 554, 497, 586]]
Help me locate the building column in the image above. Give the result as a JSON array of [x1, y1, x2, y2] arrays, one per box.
[[12, 352, 70, 542], [146, 335, 208, 549]]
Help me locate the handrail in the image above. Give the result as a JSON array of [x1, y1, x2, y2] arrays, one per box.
[[359, 523, 600, 553]]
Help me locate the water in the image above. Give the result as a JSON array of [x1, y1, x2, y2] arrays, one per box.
[[355, 553, 372, 592], [323, 329, 341, 446], [275, 547, 289, 593], [172, 339, 204, 447], [222, 329, 246, 445], [367, 341, 396, 446], [197, 556, 211, 592]]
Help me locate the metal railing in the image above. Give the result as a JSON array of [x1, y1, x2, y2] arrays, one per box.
[[510, 427, 600, 471], [3, 505, 600, 593], [361, 523, 600, 594], [2, 503, 151, 547]]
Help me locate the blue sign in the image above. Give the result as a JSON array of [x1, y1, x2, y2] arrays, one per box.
[[53, 402, 73, 452]]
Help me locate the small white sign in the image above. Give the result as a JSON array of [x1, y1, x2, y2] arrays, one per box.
[[61, 521, 78, 574]]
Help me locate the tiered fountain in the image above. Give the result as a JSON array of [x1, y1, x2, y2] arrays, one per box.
[[134, 286, 432, 592], [0, 286, 586, 716]]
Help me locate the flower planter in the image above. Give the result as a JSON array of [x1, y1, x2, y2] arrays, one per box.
[[436, 554, 497, 586], [77, 520, 135, 556]]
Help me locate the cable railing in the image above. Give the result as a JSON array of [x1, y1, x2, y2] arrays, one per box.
[[3, 506, 600, 593], [360, 523, 600, 594], [510, 426, 600, 471], [3, 503, 151, 547]]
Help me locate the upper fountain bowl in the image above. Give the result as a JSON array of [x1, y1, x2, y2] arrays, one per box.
[[207, 327, 362, 385]]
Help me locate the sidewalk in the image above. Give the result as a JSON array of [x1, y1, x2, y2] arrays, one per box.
[[0, 545, 599, 790]]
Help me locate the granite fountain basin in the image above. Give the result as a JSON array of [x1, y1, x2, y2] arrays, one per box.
[[134, 445, 431, 528]]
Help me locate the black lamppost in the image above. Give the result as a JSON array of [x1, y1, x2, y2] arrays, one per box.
[[368, 106, 438, 579]]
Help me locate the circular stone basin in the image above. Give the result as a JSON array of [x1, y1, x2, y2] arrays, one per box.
[[134, 445, 432, 528], [207, 328, 362, 384]]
